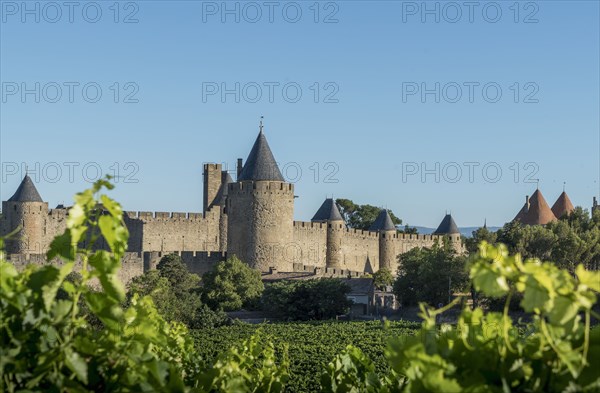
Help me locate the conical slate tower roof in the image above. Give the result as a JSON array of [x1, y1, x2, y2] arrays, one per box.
[[8, 175, 43, 202], [551, 191, 574, 218], [514, 189, 556, 225], [434, 214, 460, 235], [238, 130, 284, 182], [369, 209, 396, 231], [311, 198, 344, 222]]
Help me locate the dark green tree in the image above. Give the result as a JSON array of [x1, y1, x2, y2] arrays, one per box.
[[335, 199, 402, 230], [262, 279, 352, 320], [156, 253, 201, 297], [494, 208, 600, 272], [128, 253, 227, 328], [399, 225, 418, 234], [201, 256, 264, 311], [394, 242, 469, 306], [465, 226, 497, 254], [372, 268, 394, 290]]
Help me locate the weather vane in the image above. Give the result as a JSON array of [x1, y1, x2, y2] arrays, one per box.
[[259, 116, 264, 133]]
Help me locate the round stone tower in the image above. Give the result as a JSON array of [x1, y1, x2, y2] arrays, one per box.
[[433, 213, 463, 253], [2, 175, 48, 254], [227, 127, 294, 272], [312, 198, 345, 269], [370, 209, 397, 272]]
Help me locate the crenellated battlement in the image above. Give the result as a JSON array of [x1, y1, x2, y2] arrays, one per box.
[[124, 211, 215, 221], [204, 163, 221, 171], [2, 128, 462, 277], [293, 221, 326, 230], [228, 181, 294, 195], [394, 233, 442, 242], [48, 208, 68, 218], [345, 227, 379, 238], [378, 232, 443, 241], [290, 262, 364, 278]]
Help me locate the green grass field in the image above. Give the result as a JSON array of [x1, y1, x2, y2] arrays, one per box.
[[191, 320, 420, 392]]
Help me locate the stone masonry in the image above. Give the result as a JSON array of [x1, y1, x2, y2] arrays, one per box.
[[1, 124, 463, 282]]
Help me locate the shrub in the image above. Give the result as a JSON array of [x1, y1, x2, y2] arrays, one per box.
[[127, 253, 228, 328], [394, 242, 469, 306], [0, 179, 287, 392], [201, 256, 264, 311], [262, 278, 352, 320], [322, 243, 600, 392]]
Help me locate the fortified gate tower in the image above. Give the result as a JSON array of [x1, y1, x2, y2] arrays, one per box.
[[226, 123, 295, 272]]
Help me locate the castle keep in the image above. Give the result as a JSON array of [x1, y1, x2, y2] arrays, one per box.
[[1, 126, 462, 281]]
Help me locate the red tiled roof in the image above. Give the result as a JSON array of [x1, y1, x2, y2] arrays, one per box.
[[514, 189, 557, 225], [551, 191, 575, 218]]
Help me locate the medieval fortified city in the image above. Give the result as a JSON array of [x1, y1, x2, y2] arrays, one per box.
[[2, 1, 599, 392], [2, 126, 466, 280]]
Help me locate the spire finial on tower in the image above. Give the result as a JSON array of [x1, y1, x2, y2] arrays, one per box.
[[259, 116, 264, 133], [563, 181, 566, 192]]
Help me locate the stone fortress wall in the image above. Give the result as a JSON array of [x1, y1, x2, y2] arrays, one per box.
[[123, 208, 222, 253], [1, 127, 462, 283]]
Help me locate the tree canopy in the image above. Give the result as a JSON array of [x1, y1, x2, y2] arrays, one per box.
[[470, 207, 600, 272], [262, 278, 352, 320], [335, 199, 402, 230], [127, 253, 227, 328], [394, 241, 469, 306], [201, 256, 264, 311], [372, 268, 394, 290]]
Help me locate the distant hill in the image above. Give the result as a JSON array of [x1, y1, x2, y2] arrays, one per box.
[[407, 226, 501, 238]]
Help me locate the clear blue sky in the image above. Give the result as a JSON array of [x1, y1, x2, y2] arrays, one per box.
[[1, 0, 598, 228]]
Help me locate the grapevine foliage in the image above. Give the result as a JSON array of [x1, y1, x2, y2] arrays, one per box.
[[322, 242, 600, 392], [1, 179, 598, 392], [0, 179, 288, 392]]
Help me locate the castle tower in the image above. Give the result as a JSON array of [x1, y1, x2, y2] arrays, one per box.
[[226, 126, 294, 272], [2, 174, 48, 254], [203, 163, 222, 214], [433, 213, 462, 252], [312, 198, 345, 269], [369, 209, 397, 272], [513, 189, 556, 225], [551, 191, 574, 219], [593, 197, 599, 216]]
